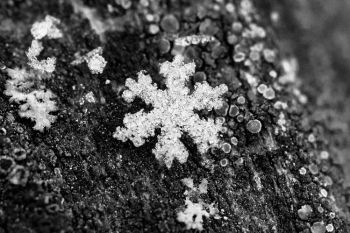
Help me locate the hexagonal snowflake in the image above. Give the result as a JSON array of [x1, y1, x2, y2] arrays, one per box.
[[114, 55, 227, 168]]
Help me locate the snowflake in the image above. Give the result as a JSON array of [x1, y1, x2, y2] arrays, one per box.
[[4, 68, 57, 131], [30, 15, 62, 40], [17, 89, 57, 131], [177, 199, 212, 231], [71, 47, 107, 74], [113, 55, 228, 168], [27, 15, 62, 73], [27, 40, 57, 73], [177, 178, 220, 231]]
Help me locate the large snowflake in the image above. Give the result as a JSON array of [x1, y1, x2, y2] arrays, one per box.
[[114, 55, 228, 168]]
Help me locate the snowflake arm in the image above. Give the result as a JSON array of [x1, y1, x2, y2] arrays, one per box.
[[159, 55, 195, 85], [185, 115, 223, 154], [114, 110, 160, 147], [160, 55, 195, 95], [122, 71, 164, 105], [153, 127, 189, 168], [191, 82, 228, 110], [177, 178, 219, 231], [4, 68, 35, 101]]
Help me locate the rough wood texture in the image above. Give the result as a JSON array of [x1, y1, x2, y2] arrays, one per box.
[[0, 0, 349, 232]]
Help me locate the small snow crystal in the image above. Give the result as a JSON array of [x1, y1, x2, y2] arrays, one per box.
[[72, 47, 107, 74], [27, 15, 62, 73], [114, 55, 227, 168], [18, 90, 57, 131], [177, 178, 219, 231], [177, 199, 212, 231], [30, 15, 62, 40], [27, 40, 57, 73], [87, 53, 106, 74], [4, 68, 57, 131]]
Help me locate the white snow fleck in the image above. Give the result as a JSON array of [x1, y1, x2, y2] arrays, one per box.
[[27, 15, 62, 73], [177, 178, 219, 231], [4, 68, 57, 131], [72, 47, 107, 74], [30, 15, 62, 40], [27, 40, 56, 73], [85, 91, 96, 103], [87, 53, 107, 74]]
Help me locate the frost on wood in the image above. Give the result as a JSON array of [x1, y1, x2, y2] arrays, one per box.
[[113, 55, 228, 168], [4, 68, 58, 131], [27, 15, 62, 73], [177, 178, 219, 231], [71, 47, 107, 74]]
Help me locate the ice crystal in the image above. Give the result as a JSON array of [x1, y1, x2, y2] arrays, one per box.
[[177, 178, 219, 231], [17, 90, 57, 131], [4, 68, 57, 131], [27, 15, 62, 73], [27, 40, 56, 73], [30, 15, 62, 40], [177, 199, 212, 231], [114, 55, 228, 168], [71, 47, 107, 74]]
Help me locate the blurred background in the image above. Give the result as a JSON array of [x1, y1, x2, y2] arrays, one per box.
[[260, 0, 350, 186]]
